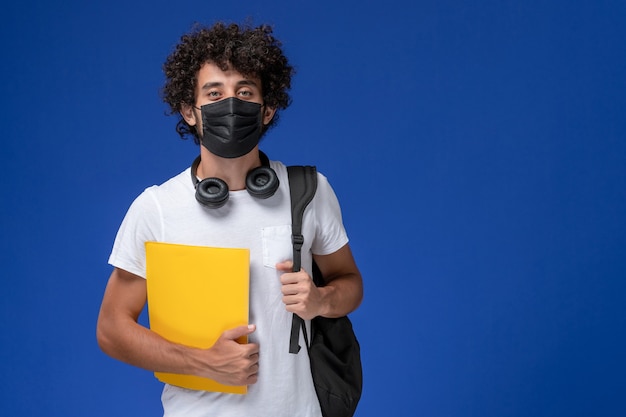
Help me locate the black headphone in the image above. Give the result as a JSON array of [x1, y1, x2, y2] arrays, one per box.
[[190, 151, 280, 208]]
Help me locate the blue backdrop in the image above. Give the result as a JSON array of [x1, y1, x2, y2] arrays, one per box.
[[1, 1, 625, 416]]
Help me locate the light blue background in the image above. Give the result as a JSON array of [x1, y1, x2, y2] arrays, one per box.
[[1, 1, 625, 416]]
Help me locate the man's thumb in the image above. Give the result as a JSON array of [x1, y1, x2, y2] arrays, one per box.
[[222, 324, 256, 342]]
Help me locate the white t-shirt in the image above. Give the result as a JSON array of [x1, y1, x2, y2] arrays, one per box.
[[108, 159, 348, 417]]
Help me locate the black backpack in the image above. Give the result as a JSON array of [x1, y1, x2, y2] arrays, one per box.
[[287, 165, 363, 417]]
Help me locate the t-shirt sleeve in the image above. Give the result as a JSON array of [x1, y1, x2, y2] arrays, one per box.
[[108, 187, 162, 278], [310, 172, 349, 256]]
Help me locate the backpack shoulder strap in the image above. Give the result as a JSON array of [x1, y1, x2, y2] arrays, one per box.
[[287, 165, 318, 272], [286, 165, 317, 354]]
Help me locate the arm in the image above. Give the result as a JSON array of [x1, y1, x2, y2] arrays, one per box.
[[96, 267, 259, 386], [277, 243, 363, 320]]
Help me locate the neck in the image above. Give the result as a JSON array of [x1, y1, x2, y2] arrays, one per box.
[[197, 146, 262, 191]]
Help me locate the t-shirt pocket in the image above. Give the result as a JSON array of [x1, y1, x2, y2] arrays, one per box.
[[262, 225, 293, 268]]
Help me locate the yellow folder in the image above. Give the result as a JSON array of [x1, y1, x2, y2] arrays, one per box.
[[145, 241, 250, 394]]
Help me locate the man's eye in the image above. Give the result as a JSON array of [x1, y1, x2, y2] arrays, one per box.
[[208, 91, 221, 98], [238, 90, 252, 97]]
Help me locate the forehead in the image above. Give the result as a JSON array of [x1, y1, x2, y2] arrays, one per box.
[[196, 62, 262, 89]]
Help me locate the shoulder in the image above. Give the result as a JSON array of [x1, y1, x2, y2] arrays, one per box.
[[139, 167, 193, 201], [268, 159, 332, 187], [121, 167, 193, 219], [153, 167, 193, 193], [270, 158, 337, 199], [268, 158, 287, 176]]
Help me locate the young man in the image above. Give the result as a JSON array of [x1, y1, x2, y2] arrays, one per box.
[[96, 22, 363, 416]]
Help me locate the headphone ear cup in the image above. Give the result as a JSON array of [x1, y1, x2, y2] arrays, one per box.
[[195, 177, 229, 208], [246, 166, 280, 199]]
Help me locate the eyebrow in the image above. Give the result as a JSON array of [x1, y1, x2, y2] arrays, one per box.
[[200, 79, 260, 90]]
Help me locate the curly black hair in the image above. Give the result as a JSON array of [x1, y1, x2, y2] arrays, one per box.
[[161, 22, 294, 144]]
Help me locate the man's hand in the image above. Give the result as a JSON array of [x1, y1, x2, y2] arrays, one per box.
[[97, 268, 262, 386], [200, 325, 260, 386], [275, 245, 363, 319], [276, 261, 325, 320]]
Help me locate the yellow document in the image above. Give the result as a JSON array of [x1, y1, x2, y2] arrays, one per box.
[[145, 241, 250, 394]]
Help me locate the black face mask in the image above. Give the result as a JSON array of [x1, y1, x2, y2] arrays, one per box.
[[199, 97, 263, 158]]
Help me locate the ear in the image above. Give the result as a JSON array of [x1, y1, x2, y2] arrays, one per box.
[[180, 103, 198, 126], [262, 106, 276, 126]]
